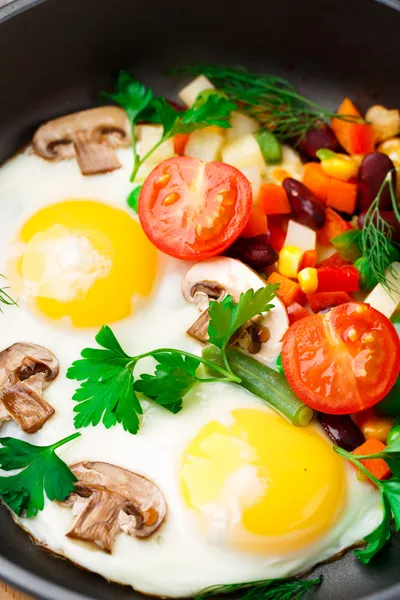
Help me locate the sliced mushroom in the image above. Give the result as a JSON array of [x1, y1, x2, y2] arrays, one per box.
[[32, 106, 131, 175], [63, 462, 166, 553], [0, 343, 58, 433], [182, 257, 289, 362]]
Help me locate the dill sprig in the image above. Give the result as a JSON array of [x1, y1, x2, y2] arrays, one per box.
[[194, 576, 321, 600], [360, 171, 400, 294], [173, 65, 361, 141], [0, 274, 17, 312]]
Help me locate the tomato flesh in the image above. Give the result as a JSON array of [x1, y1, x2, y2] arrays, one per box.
[[138, 156, 252, 260], [282, 302, 400, 414]]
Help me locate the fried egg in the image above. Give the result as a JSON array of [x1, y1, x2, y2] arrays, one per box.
[[0, 146, 383, 598]]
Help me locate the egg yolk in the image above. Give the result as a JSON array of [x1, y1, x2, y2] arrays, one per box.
[[15, 200, 157, 327], [181, 409, 345, 554]]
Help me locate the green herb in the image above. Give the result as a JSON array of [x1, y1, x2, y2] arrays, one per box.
[[103, 72, 154, 184], [0, 433, 80, 517], [335, 441, 400, 562], [174, 65, 361, 141], [333, 171, 400, 294], [127, 186, 142, 213], [195, 576, 322, 600], [0, 274, 17, 312], [254, 129, 281, 163], [104, 72, 235, 181], [68, 286, 278, 434], [131, 91, 235, 180], [208, 286, 278, 377]]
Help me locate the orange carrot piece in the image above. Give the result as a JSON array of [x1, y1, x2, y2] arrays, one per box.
[[267, 272, 305, 307], [353, 438, 392, 483], [331, 98, 376, 155], [173, 134, 189, 155], [326, 178, 358, 214], [302, 163, 331, 203], [241, 205, 268, 238], [299, 249, 317, 270], [259, 183, 291, 215]]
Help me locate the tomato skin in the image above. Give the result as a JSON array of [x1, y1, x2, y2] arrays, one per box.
[[138, 157, 252, 260], [282, 302, 400, 415]]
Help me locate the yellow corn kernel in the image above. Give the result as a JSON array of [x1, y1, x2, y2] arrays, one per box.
[[362, 416, 394, 443], [278, 246, 304, 280], [298, 267, 319, 294], [320, 153, 359, 181]]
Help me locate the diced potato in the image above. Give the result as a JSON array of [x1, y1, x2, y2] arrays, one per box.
[[184, 130, 225, 162], [366, 105, 400, 142], [284, 220, 316, 252], [238, 167, 262, 203], [136, 124, 175, 164], [225, 112, 260, 143], [178, 75, 215, 108], [221, 134, 267, 174], [365, 262, 400, 319], [266, 145, 304, 183]]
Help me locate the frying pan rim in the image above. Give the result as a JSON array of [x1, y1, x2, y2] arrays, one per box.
[[0, 0, 400, 598]]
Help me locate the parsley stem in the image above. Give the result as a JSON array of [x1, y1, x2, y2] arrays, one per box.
[[51, 432, 81, 450], [130, 136, 168, 182], [132, 348, 241, 383], [334, 446, 381, 487]]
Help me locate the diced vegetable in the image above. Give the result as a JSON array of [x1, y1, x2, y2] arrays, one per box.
[[178, 75, 215, 107], [317, 252, 352, 268], [241, 205, 268, 238], [316, 265, 360, 293], [265, 145, 304, 183], [365, 105, 400, 143], [287, 302, 310, 324], [222, 134, 267, 173], [365, 262, 400, 318], [202, 345, 314, 427], [298, 267, 319, 294], [259, 183, 291, 215], [352, 439, 392, 482], [331, 98, 376, 155], [173, 133, 189, 155], [303, 162, 331, 203], [137, 124, 175, 164], [184, 129, 225, 161], [267, 272, 305, 306], [318, 208, 353, 246], [267, 216, 287, 252], [225, 111, 260, 143], [284, 220, 316, 252], [278, 246, 304, 279], [307, 291, 353, 313], [254, 130, 281, 164], [316, 149, 359, 181], [299, 249, 317, 270], [239, 167, 262, 203], [326, 179, 358, 214], [359, 415, 394, 444]]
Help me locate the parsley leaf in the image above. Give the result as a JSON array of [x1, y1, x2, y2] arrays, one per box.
[[135, 352, 200, 413], [355, 495, 392, 564], [0, 433, 80, 517], [67, 326, 142, 434], [127, 186, 142, 213], [208, 285, 279, 373]]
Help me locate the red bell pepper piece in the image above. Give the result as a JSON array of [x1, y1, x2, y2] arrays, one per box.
[[307, 291, 353, 313], [317, 252, 352, 268], [287, 302, 311, 324], [331, 98, 376, 155], [318, 208, 353, 246], [266, 216, 287, 251], [316, 265, 360, 293]]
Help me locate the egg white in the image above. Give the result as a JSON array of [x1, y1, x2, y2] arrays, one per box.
[[0, 148, 383, 598]]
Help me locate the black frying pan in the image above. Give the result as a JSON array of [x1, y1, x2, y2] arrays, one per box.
[[0, 0, 400, 598]]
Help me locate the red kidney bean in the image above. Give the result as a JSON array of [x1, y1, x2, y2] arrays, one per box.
[[357, 152, 396, 213], [299, 124, 339, 159], [358, 209, 400, 243], [318, 413, 365, 451], [225, 234, 278, 269], [282, 178, 326, 230]]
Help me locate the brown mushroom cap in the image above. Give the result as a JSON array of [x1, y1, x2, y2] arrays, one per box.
[[64, 461, 167, 553], [0, 343, 58, 433], [32, 106, 131, 176]]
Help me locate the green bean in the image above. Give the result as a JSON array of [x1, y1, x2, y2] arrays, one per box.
[[202, 345, 313, 427]]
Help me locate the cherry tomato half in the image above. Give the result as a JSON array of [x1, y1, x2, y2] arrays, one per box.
[[282, 302, 400, 414], [138, 157, 252, 260]]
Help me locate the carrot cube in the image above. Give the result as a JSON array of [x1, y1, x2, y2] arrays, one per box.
[[267, 272, 305, 307], [353, 438, 392, 483]]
